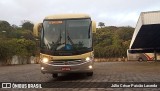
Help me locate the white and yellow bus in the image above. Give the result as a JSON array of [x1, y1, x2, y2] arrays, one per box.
[[33, 14, 96, 78], [127, 49, 155, 61]]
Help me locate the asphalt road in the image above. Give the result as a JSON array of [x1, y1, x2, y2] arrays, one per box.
[[1, 61, 160, 91]]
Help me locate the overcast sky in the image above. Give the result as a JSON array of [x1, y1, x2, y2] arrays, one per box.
[[0, 0, 160, 27]]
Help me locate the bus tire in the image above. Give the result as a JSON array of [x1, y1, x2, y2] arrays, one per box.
[[87, 72, 93, 76], [52, 74, 58, 78], [138, 58, 143, 62]]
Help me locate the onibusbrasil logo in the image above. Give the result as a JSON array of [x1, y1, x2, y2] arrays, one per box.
[[1, 83, 42, 88]]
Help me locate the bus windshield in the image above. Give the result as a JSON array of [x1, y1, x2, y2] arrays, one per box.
[[42, 19, 92, 54]]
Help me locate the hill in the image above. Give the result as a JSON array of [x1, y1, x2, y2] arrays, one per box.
[[94, 26, 134, 58]]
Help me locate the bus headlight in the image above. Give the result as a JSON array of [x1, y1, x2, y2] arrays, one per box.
[[86, 57, 91, 62], [89, 65, 93, 69], [41, 67, 44, 70], [42, 58, 49, 63]]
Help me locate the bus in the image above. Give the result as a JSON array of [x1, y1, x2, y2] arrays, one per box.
[[127, 49, 154, 61], [33, 14, 96, 78]]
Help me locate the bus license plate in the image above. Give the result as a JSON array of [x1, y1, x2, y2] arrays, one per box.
[[61, 67, 71, 71]]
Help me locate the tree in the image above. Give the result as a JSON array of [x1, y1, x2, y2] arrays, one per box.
[[12, 24, 18, 29], [21, 20, 34, 31], [0, 39, 37, 65], [94, 26, 134, 58], [12, 39, 36, 64], [0, 21, 12, 32], [0, 39, 16, 65], [0, 20, 37, 65], [98, 22, 105, 28]]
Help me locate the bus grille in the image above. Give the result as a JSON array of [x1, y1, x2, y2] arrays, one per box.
[[49, 60, 84, 65]]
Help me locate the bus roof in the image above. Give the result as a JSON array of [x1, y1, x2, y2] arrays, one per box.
[[45, 14, 91, 20]]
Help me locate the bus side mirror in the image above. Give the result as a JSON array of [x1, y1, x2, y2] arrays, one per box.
[[92, 21, 96, 33], [33, 23, 42, 37]]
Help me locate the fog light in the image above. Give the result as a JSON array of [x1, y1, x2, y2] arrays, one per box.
[[41, 67, 44, 70], [89, 65, 93, 69]]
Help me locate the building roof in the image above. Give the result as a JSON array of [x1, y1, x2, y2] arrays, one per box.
[[130, 10, 160, 49]]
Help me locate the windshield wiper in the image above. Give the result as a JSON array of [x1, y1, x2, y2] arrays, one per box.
[[67, 32, 78, 51], [52, 30, 64, 51]]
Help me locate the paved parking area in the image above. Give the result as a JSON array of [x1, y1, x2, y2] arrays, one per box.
[[0, 61, 160, 91]]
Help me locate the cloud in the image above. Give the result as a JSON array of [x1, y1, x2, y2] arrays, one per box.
[[0, 0, 160, 27]]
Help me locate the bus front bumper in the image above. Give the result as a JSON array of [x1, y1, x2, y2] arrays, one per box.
[[41, 61, 93, 74]]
